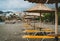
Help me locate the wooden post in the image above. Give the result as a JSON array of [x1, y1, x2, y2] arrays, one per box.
[[55, 2, 58, 35]]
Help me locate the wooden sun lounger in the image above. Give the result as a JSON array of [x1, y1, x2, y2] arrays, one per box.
[[23, 30, 40, 32], [22, 35, 60, 38], [42, 28, 52, 30], [24, 24, 31, 28], [23, 29, 54, 33]]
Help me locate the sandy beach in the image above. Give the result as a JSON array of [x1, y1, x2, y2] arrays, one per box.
[[0, 22, 60, 41]]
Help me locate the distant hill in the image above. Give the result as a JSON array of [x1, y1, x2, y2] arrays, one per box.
[[0, 11, 3, 14]]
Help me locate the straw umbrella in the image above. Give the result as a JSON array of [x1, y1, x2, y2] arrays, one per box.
[[24, 0, 59, 41], [25, 4, 55, 22], [24, 13, 40, 30], [24, 4, 55, 30]]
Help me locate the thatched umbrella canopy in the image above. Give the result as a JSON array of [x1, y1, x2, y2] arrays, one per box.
[[24, 0, 60, 4], [25, 4, 55, 13], [24, 15, 40, 19]]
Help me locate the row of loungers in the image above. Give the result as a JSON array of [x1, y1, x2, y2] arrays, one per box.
[[22, 23, 57, 39]]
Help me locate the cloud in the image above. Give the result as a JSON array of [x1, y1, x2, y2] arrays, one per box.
[[0, 0, 35, 12]]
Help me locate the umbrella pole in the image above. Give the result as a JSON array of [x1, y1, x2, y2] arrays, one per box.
[[40, 13, 42, 28], [55, 2, 58, 41]]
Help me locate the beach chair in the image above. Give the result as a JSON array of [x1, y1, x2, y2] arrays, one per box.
[[23, 29, 54, 33], [22, 34, 60, 41], [24, 23, 30, 27]]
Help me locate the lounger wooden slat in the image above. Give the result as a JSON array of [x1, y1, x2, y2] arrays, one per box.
[[23, 30, 40, 32], [23, 30, 54, 33], [22, 35, 60, 38], [41, 28, 52, 31]]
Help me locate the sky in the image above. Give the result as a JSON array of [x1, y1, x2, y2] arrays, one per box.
[[0, 0, 35, 12], [0, 0, 60, 12]]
